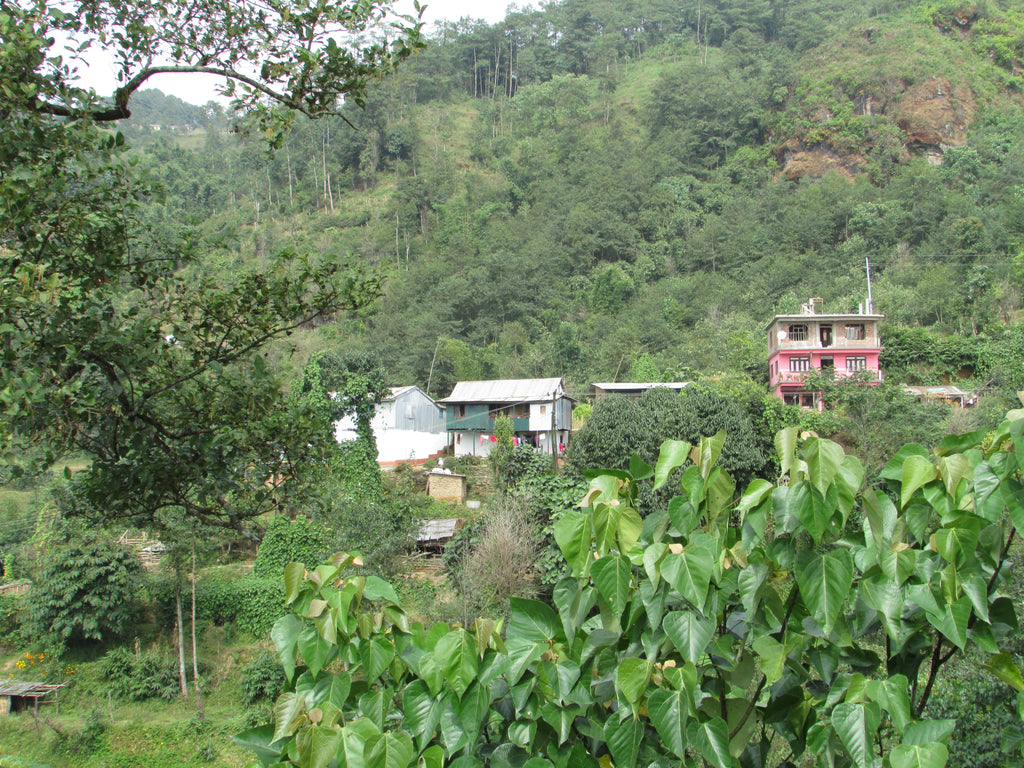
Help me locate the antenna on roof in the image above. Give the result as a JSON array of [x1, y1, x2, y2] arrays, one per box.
[[865, 257, 874, 314]]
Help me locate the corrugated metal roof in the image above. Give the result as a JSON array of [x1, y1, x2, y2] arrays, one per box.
[[0, 682, 65, 697], [592, 382, 690, 391], [439, 378, 565, 404]]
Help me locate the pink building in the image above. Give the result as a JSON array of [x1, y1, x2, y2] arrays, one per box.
[[767, 297, 883, 408]]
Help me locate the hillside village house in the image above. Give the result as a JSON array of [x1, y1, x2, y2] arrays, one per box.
[[440, 378, 574, 458], [590, 382, 690, 400], [334, 386, 446, 465], [767, 297, 883, 409]]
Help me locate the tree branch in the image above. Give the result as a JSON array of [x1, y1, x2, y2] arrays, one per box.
[[33, 64, 355, 124]]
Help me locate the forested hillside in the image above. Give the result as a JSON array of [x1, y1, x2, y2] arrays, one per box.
[[130, 0, 1024, 403]]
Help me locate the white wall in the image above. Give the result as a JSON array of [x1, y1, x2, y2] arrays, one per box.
[[335, 423, 447, 463], [529, 402, 553, 432]]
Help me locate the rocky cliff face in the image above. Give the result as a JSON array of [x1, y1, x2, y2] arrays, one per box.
[[897, 77, 977, 151], [780, 75, 978, 180]]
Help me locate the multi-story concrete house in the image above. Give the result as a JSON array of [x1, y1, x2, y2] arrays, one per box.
[[766, 297, 883, 408]]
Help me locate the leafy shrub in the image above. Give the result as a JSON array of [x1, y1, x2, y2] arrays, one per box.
[[30, 533, 143, 644], [497, 443, 550, 490], [148, 570, 286, 637], [102, 646, 181, 701], [254, 515, 331, 578], [240, 652, 286, 705], [0, 593, 25, 649]]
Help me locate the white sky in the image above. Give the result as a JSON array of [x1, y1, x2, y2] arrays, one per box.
[[71, 0, 519, 106]]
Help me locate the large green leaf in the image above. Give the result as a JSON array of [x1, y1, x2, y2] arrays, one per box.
[[296, 724, 343, 768], [337, 719, 380, 768], [930, 522, 980, 568], [231, 724, 284, 766], [455, 681, 490, 746], [365, 730, 414, 768], [687, 717, 739, 768], [654, 439, 693, 489], [834, 455, 865, 520], [775, 427, 799, 479], [439, 693, 470, 754], [983, 652, 1024, 691], [299, 624, 335, 678], [705, 467, 736, 525], [663, 611, 716, 665], [901, 455, 937, 509], [902, 719, 955, 746], [553, 510, 593, 578], [662, 533, 716, 611], [697, 431, 727, 479], [788, 481, 833, 544], [402, 680, 441, 750], [272, 692, 306, 743], [860, 578, 907, 648], [604, 715, 644, 768], [668, 497, 701, 536], [615, 658, 652, 708], [925, 596, 971, 650], [648, 688, 690, 759], [360, 635, 396, 682], [510, 597, 561, 644], [592, 554, 633, 617], [310, 671, 352, 712], [284, 562, 306, 605], [831, 701, 881, 768], [803, 437, 846, 497], [434, 628, 479, 697], [795, 549, 854, 636], [751, 634, 786, 685], [889, 743, 949, 768], [738, 478, 773, 516], [271, 614, 303, 682]]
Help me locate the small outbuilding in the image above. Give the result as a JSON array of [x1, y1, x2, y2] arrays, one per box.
[[426, 469, 468, 504], [0, 682, 66, 716]]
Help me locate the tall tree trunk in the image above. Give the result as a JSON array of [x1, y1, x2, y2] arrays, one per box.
[[175, 584, 188, 698], [191, 548, 204, 718], [286, 148, 294, 207]]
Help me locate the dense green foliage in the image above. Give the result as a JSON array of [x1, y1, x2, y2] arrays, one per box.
[[254, 517, 332, 579], [238, 410, 1024, 768], [241, 652, 288, 706], [0, 0, 418, 534], [566, 387, 768, 494], [29, 533, 143, 645], [103, 646, 185, 702], [102, 0, 1024, 411]]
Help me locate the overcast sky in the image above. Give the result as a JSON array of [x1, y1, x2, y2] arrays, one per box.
[[74, 0, 522, 106]]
